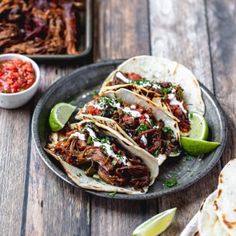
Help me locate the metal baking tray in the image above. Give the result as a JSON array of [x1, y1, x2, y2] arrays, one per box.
[[26, 0, 92, 63]]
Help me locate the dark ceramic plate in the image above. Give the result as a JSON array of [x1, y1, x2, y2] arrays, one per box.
[[32, 60, 227, 200]]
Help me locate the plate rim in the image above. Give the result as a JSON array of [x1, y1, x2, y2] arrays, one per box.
[[32, 60, 228, 200]]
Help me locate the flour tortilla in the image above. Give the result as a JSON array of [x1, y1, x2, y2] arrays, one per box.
[[101, 56, 204, 115], [180, 191, 229, 236], [215, 159, 236, 235], [198, 191, 229, 236], [46, 120, 159, 194], [181, 159, 236, 236], [77, 89, 180, 166]]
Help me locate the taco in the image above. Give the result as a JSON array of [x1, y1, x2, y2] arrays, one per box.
[[45, 120, 159, 194], [76, 88, 181, 165], [181, 159, 236, 236], [100, 56, 205, 135]]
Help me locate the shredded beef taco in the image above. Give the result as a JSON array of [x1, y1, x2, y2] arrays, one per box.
[[45, 120, 159, 194], [77, 88, 181, 166], [100, 56, 205, 136]]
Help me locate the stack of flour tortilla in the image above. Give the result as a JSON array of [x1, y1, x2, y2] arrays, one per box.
[[181, 159, 236, 236]]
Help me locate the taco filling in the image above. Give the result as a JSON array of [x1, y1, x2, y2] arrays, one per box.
[[107, 71, 191, 133], [81, 95, 180, 157], [47, 122, 151, 191]]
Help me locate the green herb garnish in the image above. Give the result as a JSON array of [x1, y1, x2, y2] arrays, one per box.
[[132, 79, 149, 86], [98, 96, 120, 107], [185, 156, 193, 161], [162, 87, 172, 95], [153, 150, 160, 157], [87, 136, 93, 145], [112, 159, 117, 166], [91, 90, 99, 97], [136, 123, 149, 135], [164, 176, 178, 188], [162, 127, 173, 133], [108, 192, 117, 197], [93, 176, 101, 182], [149, 119, 156, 127]]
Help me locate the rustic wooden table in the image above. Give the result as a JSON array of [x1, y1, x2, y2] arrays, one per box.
[[0, 0, 234, 235]]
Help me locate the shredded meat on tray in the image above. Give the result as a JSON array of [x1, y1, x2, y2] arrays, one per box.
[[0, 0, 84, 54], [48, 124, 151, 191]]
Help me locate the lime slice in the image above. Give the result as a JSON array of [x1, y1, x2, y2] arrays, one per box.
[[181, 137, 220, 156], [49, 103, 76, 131], [132, 208, 176, 236], [189, 112, 209, 140]]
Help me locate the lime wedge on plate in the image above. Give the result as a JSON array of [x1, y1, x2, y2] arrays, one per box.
[[49, 103, 76, 131], [132, 208, 176, 236], [189, 112, 209, 140], [181, 137, 220, 156]]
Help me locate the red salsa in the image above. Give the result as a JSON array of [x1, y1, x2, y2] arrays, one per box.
[[0, 59, 35, 93]]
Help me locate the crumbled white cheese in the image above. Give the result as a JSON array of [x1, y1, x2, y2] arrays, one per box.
[[140, 135, 147, 146], [69, 132, 86, 140], [115, 71, 130, 83], [168, 94, 187, 114], [122, 107, 141, 117]]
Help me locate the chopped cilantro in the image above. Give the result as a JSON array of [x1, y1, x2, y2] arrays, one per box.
[[108, 192, 117, 197], [112, 159, 117, 166], [132, 79, 149, 86], [100, 137, 110, 143], [161, 87, 172, 95], [189, 112, 193, 119], [149, 119, 156, 127], [153, 150, 160, 157], [87, 136, 93, 145], [91, 90, 98, 97], [164, 176, 177, 188], [136, 123, 149, 135], [162, 127, 173, 133], [185, 156, 193, 161], [93, 176, 101, 182], [98, 96, 120, 107]]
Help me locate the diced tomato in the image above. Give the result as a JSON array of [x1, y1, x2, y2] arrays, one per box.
[[87, 106, 101, 115], [0, 59, 35, 93], [139, 114, 146, 122], [126, 72, 142, 81]]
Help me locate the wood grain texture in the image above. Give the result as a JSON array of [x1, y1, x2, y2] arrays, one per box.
[[93, 0, 150, 61], [149, 0, 221, 234], [206, 0, 235, 165], [91, 1, 158, 236], [22, 65, 91, 236], [0, 106, 30, 236]]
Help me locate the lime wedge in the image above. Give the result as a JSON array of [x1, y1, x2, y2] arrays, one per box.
[[181, 137, 220, 156], [49, 103, 76, 131], [189, 112, 209, 140], [132, 208, 176, 236]]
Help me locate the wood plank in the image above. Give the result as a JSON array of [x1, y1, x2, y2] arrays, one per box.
[[206, 0, 235, 165], [91, 1, 158, 236], [23, 65, 91, 236], [0, 106, 30, 236], [93, 0, 150, 61], [149, 0, 221, 234]]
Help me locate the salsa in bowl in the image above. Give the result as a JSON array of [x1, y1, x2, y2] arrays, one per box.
[[0, 54, 40, 109]]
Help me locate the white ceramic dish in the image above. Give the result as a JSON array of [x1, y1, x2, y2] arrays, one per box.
[[0, 54, 40, 109]]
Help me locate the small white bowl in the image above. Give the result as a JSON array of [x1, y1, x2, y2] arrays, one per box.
[[0, 54, 40, 109]]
